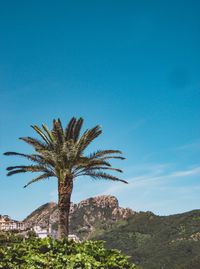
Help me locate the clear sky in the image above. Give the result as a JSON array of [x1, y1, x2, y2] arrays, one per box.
[[0, 0, 199, 220]]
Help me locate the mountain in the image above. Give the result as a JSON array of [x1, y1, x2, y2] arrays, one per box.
[[95, 210, 200, 269], [24, 196, 200, 268], [24, 195, 135, 239]]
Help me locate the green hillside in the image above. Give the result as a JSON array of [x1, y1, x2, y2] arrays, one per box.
[[92, 210, 200, 269]]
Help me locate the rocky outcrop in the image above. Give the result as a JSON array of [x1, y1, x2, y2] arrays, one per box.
[[24, 195, 135, 239], [24, 202, 57, 228]]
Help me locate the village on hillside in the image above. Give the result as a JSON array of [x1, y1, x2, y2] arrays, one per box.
[[0, 215, 79, 241]]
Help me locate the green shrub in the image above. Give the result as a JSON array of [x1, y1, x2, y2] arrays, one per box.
[[0, 237, 138, 269]]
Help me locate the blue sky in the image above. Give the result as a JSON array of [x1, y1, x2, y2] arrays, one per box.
[[0, 0, 199, 220]]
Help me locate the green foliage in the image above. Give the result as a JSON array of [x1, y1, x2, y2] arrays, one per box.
[[27, 230, 37, 238], [94, 210, 200, 269], [0, 237, 137, 269], [0, 231, 23, 246]]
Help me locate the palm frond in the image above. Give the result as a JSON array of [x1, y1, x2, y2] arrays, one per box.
[[24, 172, 55, 188], [65, 117, 76, 140], [42, 124, 55, 143], [76, 125, 102, 154], [74, 166, 123, 177], [7, 165, 47, 171], [4, 152, 44, 164], [75, 157, 112, 167], [19, 137, 47, 151], [73, 117, 84, 142], [88, 150, 122, 159], [52, 119, 64, 145], [88, 150, 126, 163], [7, 169, 29, 176], [81, 171, 128, 184], [6, 165, 51, 176], [4, 152, 56, 170], [99, 156, 126, 160], [31, 125, 52, 145]]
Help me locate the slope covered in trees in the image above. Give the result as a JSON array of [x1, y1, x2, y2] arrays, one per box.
[[93, 210, 200, 269]]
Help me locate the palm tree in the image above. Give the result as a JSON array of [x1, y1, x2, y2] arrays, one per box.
[[4, 117, 127, 239]]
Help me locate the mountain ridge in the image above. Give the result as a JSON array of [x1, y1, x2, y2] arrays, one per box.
[[1, 195, 200, 268], [24, 195, 135, 239]]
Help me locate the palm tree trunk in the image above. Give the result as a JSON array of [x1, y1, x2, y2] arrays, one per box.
[[57, 177, 73, 239]]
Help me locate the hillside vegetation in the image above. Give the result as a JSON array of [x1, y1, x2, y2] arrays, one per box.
[[93, 210, 200, 269], [4, 196, 200, 268]]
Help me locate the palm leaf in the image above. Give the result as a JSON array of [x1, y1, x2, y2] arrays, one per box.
[[52, 119, 64, 145], [65, 117, 77, 140], [4, 152, 43, 164], [19, 137, 47, 150], [7, 169, 30, 176], [24, 172, 55, 188], [88, 150, 122, 159], [74, 166, 123, 177], [42, 124, 55, 143], [73, 117, 84, 142], [82, 171, 128, 184], [6, 165, 51, 176], [31, 125, 52, 145], [99, 156, 125, 160], [76, 126, 102, 154], [75, 157, 112, 168]]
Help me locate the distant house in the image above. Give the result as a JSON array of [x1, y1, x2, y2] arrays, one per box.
[[0, 215, 80, 242], [31, 224, 57, 239], [31, 224, 80, 241], [68, 234, 80, 242], [32, 225, 49, 239], [0, 215, 25, 231]]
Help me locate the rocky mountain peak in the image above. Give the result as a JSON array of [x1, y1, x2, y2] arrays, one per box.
[[24, 195, 135, 239], [75, 195, 119, 209]]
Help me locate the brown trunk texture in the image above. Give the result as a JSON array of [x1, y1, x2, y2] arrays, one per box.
[[57, 177, 73, 240]]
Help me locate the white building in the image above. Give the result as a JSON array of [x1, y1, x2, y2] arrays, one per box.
[[32, 224, 80, 241], [68, 234, 80, 242], [32, 225, 49, 239], [0, 215, 25, 231]]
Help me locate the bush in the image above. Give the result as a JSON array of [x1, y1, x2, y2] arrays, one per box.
[[0, 237, 138, 269], [0, 231, 23, 246]]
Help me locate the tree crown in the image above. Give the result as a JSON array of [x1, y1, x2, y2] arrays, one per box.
[[4, 117, 127, 187]]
